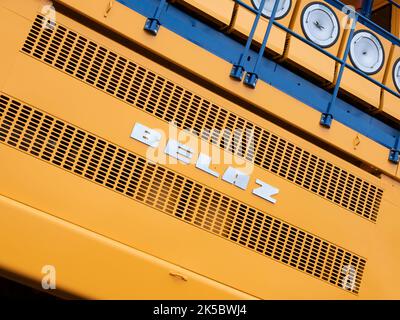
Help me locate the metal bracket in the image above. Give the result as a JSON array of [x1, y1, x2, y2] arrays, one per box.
[[389, 149, 400, 164], [389, 136, 400, 164], [244, 72, 259, 88], [230, 63, 246, 81], [144, 0, 168, 35], [320, 112, 333, 128]]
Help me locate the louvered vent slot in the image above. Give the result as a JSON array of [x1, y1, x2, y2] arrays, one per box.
[[0, 94, 367, 294], [21, 15, 384, 222]]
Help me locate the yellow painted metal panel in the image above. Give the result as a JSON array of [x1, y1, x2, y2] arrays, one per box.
[[0, 0, 399, 299], [50, 0, 399, 178], [0, 194, 256, 299], [2, 50, 386, 226], [397, 158, 400, 179], [0, 6, 388, 226], [174, 0, 235, 26], [0, 0, 45, 19], [380, 174, 400, 208], [0, 89, 373, 294], [6, 4, 394, 185], [0, 144, 362, 299], [1, 98, 399, 297], [0, 6, 33, 89], [358, 198, 400, 299], [392, 6, 400, 37]]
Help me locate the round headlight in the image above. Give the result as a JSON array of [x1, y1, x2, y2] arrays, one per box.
[[252, 0, 292, 20], [301, 2, 340, 48], [349, 30, 385, 75]]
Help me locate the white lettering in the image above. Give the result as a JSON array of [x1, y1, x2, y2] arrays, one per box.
[[196, 153, 219, 177], [131, 123, 161, 148], [252, 179, 279, 204], [130, 122, 279, 204], [165, 139, 193, 164]]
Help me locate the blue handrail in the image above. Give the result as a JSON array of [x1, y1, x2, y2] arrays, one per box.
[[233, 0, 400, 98], [141, 0, 400, 162], [243, 0, 281, 87], [231, 0, 400, 163], [230, 0, 268, 80], [361, 0, 374, 18], [321, 13, 358, 127]]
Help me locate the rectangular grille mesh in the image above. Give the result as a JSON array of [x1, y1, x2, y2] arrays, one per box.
[[20, 15, 383, 222], [0, 93, 366, 294]]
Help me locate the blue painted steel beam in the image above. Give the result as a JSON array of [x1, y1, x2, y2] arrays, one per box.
[[232, 3, 400, 98], [117, 0, 399, 152], [361, 0, 374, 19]]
